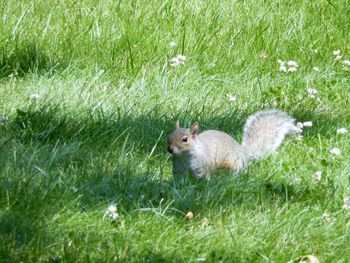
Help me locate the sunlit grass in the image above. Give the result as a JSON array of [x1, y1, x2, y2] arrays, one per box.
[[0, 0, 350, 262]]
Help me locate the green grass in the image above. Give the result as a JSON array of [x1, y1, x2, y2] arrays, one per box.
[[1, 0, 350, 262]]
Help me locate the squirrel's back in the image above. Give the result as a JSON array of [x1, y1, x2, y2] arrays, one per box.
[[192, 130, 246, 172]]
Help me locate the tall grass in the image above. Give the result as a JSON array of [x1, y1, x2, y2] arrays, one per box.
[[0, 0, 350, 262]]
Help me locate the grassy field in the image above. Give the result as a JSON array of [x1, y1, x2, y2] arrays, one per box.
[[1, 0, 350, 262]]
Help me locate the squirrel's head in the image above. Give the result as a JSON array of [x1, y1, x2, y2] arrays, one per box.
[[167, 121, 198, 156]]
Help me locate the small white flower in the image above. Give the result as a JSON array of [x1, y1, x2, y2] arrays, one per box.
[[303, 121, 313, 127], [105, 204, 119, 220], [170, 55, 186, 68], [279, 65, 287, 72], [307, 88, 318, 98], [312, 48, 319, 54], [108, 204, 117, 213], [177, 54, 186, 63], [29, 93, 40, 101], [343, 197, 350, 210], [342, 61, 350, 71], [278, 59, 299, 73], [259, 52, 267, 59], [296, 122, 304, 134], [330, 147, 341, 156], [335, 55, 342, 60], [313, 67, 320, 72], [333, 50, 341, 56], [287, 66, 297, 73], [313, 171, 322, 182], [169, 41, 177, 48], [343, 203, 350, 210], [170, 57, 180, 67], [336, 128, 348, 134], [322, 212, 331, 222], [287, 60, 298, 67], [226, 94, 237, 102]]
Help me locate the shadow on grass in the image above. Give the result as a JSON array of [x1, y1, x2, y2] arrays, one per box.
[[0, 42, 61, 79], [0, 102, 344, 260], [0, 103, 339, 209]]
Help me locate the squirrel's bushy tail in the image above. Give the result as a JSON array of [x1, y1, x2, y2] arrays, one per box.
[[241, 110, 295, 160]]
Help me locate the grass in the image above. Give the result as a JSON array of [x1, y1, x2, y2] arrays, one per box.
[[0, 0, 350, 262]]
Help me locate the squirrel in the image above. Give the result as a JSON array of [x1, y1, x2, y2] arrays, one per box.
[[167, 110, 296, 179]]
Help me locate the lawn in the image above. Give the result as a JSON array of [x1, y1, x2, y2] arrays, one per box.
[[0, 0, 350, 262]]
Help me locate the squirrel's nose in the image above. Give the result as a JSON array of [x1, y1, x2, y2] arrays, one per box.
[[167, 146, 173, 154]]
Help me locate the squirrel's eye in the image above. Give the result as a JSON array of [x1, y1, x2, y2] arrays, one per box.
[[182, 136, 188, 143]]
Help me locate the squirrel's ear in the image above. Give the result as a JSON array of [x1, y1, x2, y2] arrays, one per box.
[[175, 120, 180, 129], [190, 122, 199, 136]]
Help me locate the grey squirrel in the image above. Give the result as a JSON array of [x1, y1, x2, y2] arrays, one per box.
[[167, 110, 296, 179]]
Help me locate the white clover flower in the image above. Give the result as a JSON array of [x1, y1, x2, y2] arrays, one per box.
[[288, 66, 298, 73], [278, 59, 299, 73], [108, 204, 117, 213], [259, 52, 267, 59], [279, 65, 287, 72], [333, 50, 341, 56], [336, 128, 348, 134], [105, 204, 119, 220], [177, 54, 186, 63], [226, 93, 237, 102], [303, 121, 313, 127], [169, 41, 177, 48], [322, 212, 331, 222], [170, 57, 180, 68], [287, 60, 298, 67], [307, 88, 318, 98], [342, 60, 350, 71], [313, 67, 320, 72], [170, 55, 186, 68], [313, 171, 322, 182], [335, 55, 342, 60], [29, 93, 40, 101], [296, 122, 304, 134], [343, 197, 350, 210], [343, 203, 350, 210], [330, 147, 341, 156]]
